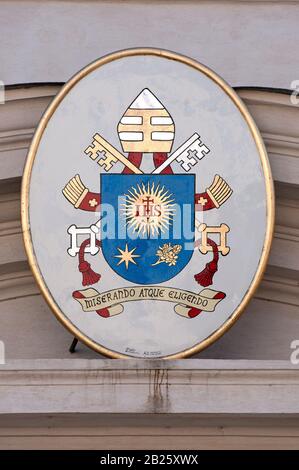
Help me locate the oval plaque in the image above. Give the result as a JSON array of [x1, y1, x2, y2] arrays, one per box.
[[22, 49, 274, 358]]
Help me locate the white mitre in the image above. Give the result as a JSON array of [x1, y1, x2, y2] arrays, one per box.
[[118, 88, 175, 153]]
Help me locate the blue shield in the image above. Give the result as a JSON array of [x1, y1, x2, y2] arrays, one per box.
[[101, 174, 195, 284]]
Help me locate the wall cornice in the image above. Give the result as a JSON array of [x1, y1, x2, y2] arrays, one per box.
[[0, 359, 299, 415]]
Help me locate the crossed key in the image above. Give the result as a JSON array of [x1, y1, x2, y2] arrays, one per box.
[[85, 132, 209, 175], [85, 133, 143, 174], [152, 133, 210, 174]]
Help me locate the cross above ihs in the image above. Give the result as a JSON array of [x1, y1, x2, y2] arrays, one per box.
[[135, 196, 155, 221]]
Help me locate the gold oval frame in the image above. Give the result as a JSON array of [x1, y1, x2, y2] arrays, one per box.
[[21, 48, 275, 359]]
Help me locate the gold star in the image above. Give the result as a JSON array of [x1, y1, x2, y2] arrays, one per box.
[[114, 244, 140, 269]]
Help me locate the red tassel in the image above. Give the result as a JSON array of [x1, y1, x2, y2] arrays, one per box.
[[194, 238, 219, 287], [78, 239, 101, 286]]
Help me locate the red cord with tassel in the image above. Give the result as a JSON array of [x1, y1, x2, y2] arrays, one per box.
[[78, 239, 102, 286], [188, 238, 221, 318], [194, 238, 219, 287], [76, 240, 112, 317]]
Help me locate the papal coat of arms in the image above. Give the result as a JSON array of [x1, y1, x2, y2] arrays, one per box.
[[22, 50, 273, 358], [63, 88, 232, 319]]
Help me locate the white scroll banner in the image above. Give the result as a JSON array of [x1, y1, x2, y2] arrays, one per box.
[[73, 286, 226, 318]]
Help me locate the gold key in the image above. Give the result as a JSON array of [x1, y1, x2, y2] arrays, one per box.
[[84, 133, 143, 174]]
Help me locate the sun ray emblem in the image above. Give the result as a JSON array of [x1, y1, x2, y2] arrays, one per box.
[[121, 182, 176, 236]]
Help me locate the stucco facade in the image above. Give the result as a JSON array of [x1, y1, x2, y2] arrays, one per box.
[[0, 1, 298, 449]]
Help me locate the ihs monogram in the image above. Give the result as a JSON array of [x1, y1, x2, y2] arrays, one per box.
[[122, 182, 175, 236]]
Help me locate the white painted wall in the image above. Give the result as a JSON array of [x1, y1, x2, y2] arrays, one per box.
[[1, 1, 299, 88]]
